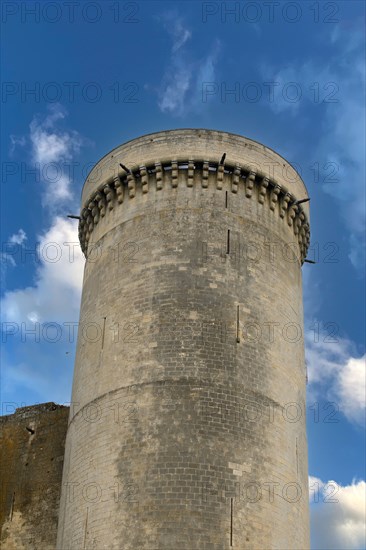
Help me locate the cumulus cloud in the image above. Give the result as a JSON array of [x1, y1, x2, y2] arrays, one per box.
[[1, 217, 84, 325], [309, 476, 325, 503], [310, 476, 366, 549], [2, 106, 87, 405], [157, 13, 220, 116], [1, 217, 84, 404], [336, 356, 366, 425], [306, 332, 365, 426]]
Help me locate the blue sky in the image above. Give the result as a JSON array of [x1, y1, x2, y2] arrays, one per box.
[[1, 1, 365, 548]]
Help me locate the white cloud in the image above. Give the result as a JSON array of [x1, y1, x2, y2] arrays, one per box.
[[1, 216, 84, 404], [159, 65, 192, 115], [1, 231, 27, 287], [8, 105, 86, 208], [309, 476, 325, 503], [310, 476, 366, 549], [9, 134, 26, 155], [9, 229, 27, 245], [168, 17, 192, 53], [29, 104, 84, 205], [1, 253, 16, 289], [262, 29, 365, 272], [1, 217, 84, 325], [306, 333, 365, 426], [157, 13, 220, 116], [336, 356, 366, 425], [195, 41, 221, 91], [0, 254, 16, 269], [2, 106, 87, 405]]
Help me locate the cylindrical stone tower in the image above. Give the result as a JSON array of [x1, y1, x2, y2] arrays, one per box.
[[57, 129, 310, 549]]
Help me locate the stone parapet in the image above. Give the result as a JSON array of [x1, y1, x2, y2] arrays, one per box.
[[79, 159, 310, 263]]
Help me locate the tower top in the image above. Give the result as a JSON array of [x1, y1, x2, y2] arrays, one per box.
[[82, 129, 309, 213], [79, 129, 310, 262]]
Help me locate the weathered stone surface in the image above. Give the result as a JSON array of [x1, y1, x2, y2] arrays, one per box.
[[58, 129, 310, 549], [0, 403, 69, 549]]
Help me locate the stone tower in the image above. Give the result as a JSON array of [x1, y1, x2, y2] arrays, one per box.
[[57, 129, 310, 549]]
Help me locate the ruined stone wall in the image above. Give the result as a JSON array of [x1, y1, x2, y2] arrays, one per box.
[[57, 129, 310, 549], [0, 403, 69, 549]]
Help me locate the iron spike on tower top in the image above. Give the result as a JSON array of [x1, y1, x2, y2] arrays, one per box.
[[57, 129, 310, 549]]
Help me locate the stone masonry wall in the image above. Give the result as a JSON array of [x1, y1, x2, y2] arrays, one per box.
[[57, 130, 310, 549], [0, 403, 69, 549]]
